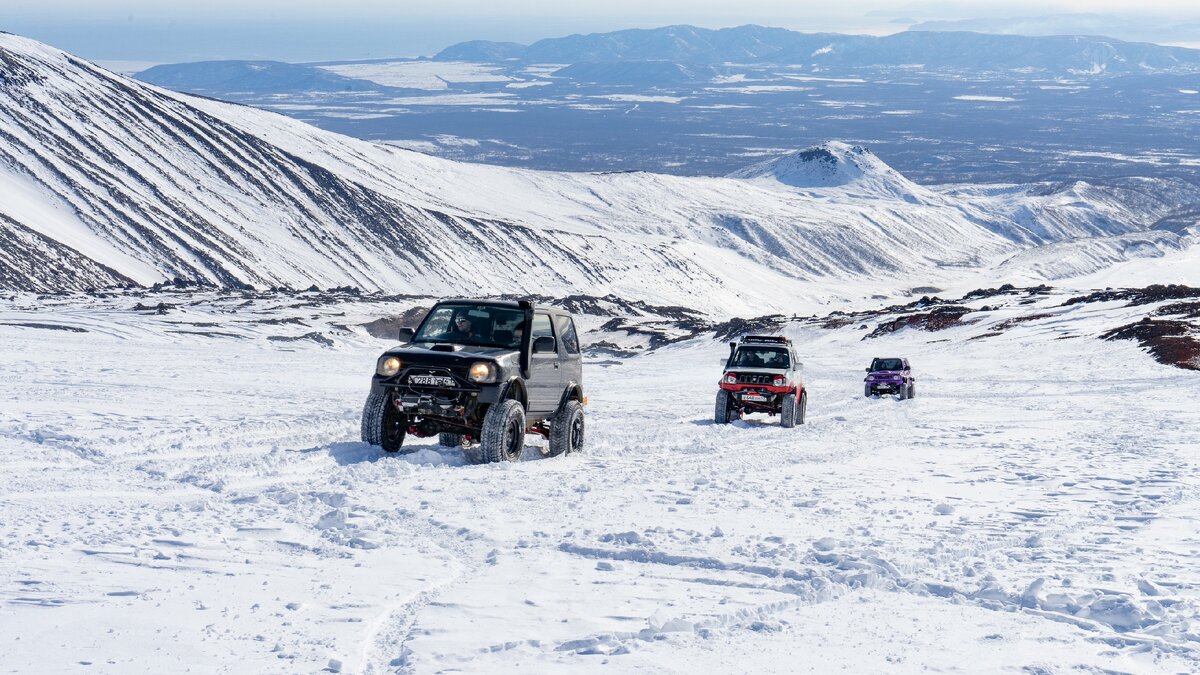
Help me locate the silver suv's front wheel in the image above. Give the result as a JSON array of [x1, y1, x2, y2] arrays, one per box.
[[478, 399, 526, 463], [361, 390, 406, 452]]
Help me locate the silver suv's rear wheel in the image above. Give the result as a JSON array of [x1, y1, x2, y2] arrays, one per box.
[[547, 400, 584, 457]]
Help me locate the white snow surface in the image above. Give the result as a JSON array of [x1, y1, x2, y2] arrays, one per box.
[[2, 34, 1198, 313], [3, 30, 1200, 675], [1, 288, 1198, 673]]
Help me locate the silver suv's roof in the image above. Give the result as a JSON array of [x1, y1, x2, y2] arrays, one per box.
[[437, 298, 571, 316]]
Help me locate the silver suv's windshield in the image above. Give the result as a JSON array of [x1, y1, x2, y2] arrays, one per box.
[[730, 346, 789, 369], [871, 358, 905, 371], [413, 304, 526, 348]]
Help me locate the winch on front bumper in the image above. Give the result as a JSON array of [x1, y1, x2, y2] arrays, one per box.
[[382, 366, 484, 421], [394, 390, 468, 416]]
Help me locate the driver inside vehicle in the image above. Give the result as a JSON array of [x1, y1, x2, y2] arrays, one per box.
[[447, 314, 475, 340]]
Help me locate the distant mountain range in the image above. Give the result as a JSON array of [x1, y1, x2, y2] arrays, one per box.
[[129, 26, 1200, 101], [434, 25, 1200, 75]]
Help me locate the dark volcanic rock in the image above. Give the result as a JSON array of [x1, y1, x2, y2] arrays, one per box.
[[1101, 318, 1200, 370], [598, 317, 704, 349], [962, 283, 1019, 300], [992, 313, 1056, 331], [864, 306, 974, 339], [1063, 284, 1200, 308], [0, 322, 87, 333], [267, 332, 335, 348], [133, 302, 174, 314], [361, 306, 429, 340], [584, 340, 639, 358], [1154, 301, 1200, 320], [711, 315, 786, 341]]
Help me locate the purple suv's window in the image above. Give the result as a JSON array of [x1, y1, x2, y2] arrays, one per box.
[[871, 358, 905, 371]]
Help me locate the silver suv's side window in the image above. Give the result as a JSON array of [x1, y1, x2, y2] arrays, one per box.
[[554, 316, 581, 354], [532, 313, 555, 340]]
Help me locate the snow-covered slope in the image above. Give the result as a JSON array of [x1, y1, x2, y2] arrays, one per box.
[[0, 34, 1195, 312], [1, 287, 1197, 672], [996, 228, 1200, 283]]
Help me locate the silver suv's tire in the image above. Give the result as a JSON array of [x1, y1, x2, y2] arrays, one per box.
[[547, 400, 584, 457], [360, 391, 384, 445], [479, 399, 526, 463], [361, 390, 406, 452]]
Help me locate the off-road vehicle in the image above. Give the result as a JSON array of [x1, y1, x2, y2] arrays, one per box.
[[714, 335, 807, 427], [864, 357, 915, 399], [361, 299, 585, 463]]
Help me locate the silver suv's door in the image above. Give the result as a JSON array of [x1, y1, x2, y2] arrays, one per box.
[[528, 312, 563, 414], [553, 314, 583, 388]]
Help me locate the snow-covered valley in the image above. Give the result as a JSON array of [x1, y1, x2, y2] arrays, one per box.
[[3, 33, 1199, 314], [3, 26, 1200, 675], [1, 288, 1197, 673]]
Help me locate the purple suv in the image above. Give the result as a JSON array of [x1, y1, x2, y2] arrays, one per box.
[[864, 357, 915, 400]]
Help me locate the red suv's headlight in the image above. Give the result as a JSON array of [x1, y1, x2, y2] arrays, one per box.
[[772, 375, 787, 387], [723, 372, 737, 384]]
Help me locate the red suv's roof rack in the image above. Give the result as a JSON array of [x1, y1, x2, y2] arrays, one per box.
[[741, 335, 790, 344]]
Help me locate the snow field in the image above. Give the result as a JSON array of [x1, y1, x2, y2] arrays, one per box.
[[1, 292, 1198, 673]]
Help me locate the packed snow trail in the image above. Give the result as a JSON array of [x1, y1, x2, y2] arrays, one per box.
[[1, 294, 1198, 673]]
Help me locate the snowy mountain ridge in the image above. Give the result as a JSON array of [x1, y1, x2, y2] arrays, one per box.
[[0, 34, 1196, 312], [433, 25, 1200, 75]]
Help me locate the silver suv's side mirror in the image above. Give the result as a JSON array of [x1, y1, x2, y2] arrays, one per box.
[[533, 335, 556, 354]]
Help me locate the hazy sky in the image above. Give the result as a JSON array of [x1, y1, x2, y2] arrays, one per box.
[[6, 1, 1200, 63]]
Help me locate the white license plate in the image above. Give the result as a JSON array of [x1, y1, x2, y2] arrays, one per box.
[[741, 394, 768, 402], [409, 374, 456, 387]]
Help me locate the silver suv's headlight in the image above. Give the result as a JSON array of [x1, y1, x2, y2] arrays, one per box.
[[468, 361, 497, 383], [377, 355, 401, 377]]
